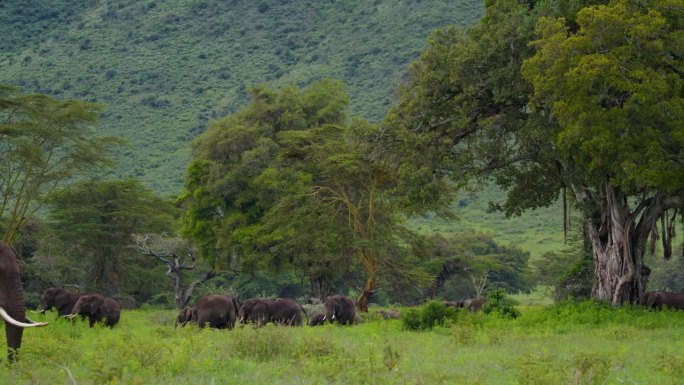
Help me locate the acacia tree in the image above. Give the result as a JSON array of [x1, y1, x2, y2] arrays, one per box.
[[0, 85, 120, 243], [383, 0, 682, 305], [180, 80, 430, 310]]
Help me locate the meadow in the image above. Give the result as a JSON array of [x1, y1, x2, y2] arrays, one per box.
[[2, 301, 682, 385]]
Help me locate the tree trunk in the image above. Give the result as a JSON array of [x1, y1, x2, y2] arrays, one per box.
[[582, 184, 664, 306], [356, 252, 377, 312]]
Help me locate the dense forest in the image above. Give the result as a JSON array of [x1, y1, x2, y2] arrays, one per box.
[[1, 0, 683, 312]]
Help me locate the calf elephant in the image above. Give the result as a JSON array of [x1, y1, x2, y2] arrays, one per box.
[[643, 291, 684, 310], [39, 287, 84, 318], [0, 242, 48, 361], [324, 295, 356, 325], [192, 294, 240, 329], [239, 298, 305, 326], [69, 294, 121, 328], [462, 298, 486, 312], [309, 313, 326, 326], [175, 307, 193, 328]]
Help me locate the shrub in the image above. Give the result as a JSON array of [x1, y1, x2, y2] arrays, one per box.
[[482, 288, 520, 318], [401, 300, 458, 331]]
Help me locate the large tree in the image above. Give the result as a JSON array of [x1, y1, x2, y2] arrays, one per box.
[[180, 80, 430, 310], [383, 0, 683, 305], [522, 0, 684, 304], [0, 84, 120, 243]]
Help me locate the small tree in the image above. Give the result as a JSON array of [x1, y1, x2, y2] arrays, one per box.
[[133, 234, 215, 309]]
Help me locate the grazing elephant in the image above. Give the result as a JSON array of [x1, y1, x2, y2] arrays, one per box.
[[463, 298, 486, 312], [644, 291, 684, 310], [271, 298, 306, 326], [309, 313, 326, 326], [378, 310, 401, 320], [69, 294, 121, 328], [239, 298, 305, 326], [175, 307, 193, 328], [239, 298, 275, 326], [0, 242, 48, 361], [192, 294, 239, 329], [324, 295, 356, 325], [442, 300, 463, 310], [39, 287, 84, 318]]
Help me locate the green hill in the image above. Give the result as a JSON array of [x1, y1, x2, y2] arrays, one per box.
[[1, 0, 484, 194]]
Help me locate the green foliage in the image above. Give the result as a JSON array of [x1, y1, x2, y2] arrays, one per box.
[[401, 300, 458, 331], [0, 84, 122, 243], [482, 288, 521, 318], [523, 0, 684, 193], [422, 230, 533, 301], [554, 253, 594, 301], [0, 0, 485, 194], [44, 178, 178, 296], [1, 302, 684, 384]]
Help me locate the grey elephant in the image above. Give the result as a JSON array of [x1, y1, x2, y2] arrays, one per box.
[[643, 291, 684, 310], [324, 295, 356, 325], [175, 306, 193, 328], [0, 242, 48, 361], [192, 294, 240, 329], [68, 294, 121, 328], [308, 313, 326, 326], [239, 298, 305, 326], [462, 298, 486, 312], [39, 287, 84, 318]]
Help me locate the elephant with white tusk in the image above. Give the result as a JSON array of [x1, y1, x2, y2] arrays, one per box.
[[0, 241, 48, 362]]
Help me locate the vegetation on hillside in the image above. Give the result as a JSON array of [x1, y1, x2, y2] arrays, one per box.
[[0, 0, 484, 193]]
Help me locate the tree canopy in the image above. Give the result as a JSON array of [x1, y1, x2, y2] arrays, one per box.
[[180, 80, 431, 310], [0, 84, 121, 243], [382, 0, 684, 305]]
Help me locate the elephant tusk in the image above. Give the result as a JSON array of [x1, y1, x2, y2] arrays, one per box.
[[66, 313, 78, 319], [0, 307, 49, 328], [332, 314, 336, 320]]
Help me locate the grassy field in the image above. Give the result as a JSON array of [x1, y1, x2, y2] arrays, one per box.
[[2, 301, 682, 384]]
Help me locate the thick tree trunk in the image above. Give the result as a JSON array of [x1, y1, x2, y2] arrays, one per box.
[[581, 184, 668, 306]]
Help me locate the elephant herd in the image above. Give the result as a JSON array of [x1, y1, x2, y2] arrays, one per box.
[[175, 294, 357, 329], [2, 239, 684, 362], [39, 288, 121, 328]]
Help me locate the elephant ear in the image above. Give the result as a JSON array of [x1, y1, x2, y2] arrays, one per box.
[[90, 298, 103, 314]]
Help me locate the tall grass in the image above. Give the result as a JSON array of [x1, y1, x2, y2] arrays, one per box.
[[1, 302, 682, 384]]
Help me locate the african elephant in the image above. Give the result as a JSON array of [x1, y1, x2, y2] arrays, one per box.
[[324, 295, 356, 325], [239, 298, 275, 326], [308, 313, 326, 326], [644, 291, 684, 310], [68, 294, 121, 328], [239, 298, 305, 326], [175, 307, 193, 328], [39, 287, 84, 318], [192, 294, 240, 329], [463, 298, 486, 312], [0, 242, 48, 361]]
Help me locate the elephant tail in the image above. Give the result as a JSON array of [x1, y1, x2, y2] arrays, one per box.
[[299, 303, 308, 325]]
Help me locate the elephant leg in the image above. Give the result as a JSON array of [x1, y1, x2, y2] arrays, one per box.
[[5, 324, 23, 362]]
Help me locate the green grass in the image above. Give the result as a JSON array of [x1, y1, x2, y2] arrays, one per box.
[[2, 303, 683, 384]]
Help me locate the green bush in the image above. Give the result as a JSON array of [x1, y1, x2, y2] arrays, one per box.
[[401, 300, 458, 331], [482, 288, 520, 318]]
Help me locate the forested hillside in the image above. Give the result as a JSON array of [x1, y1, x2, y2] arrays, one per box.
[[0, 0, 484, 194]]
